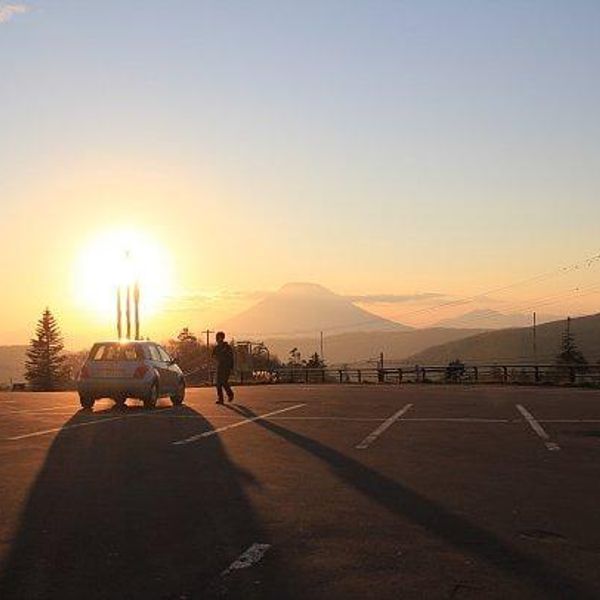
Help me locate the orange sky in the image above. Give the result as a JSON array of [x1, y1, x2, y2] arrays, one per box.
[[2, 4, 600, 348]]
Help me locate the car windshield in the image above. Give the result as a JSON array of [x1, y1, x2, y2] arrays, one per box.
[[90, 343, 144, 361]]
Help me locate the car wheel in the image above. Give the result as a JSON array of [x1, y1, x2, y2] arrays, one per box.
[[79, 395, 94, 409], [144, 382, 158, 410], [170, 380, 185, 406]]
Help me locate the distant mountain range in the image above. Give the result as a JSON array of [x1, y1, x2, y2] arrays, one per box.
[[264, 328, 486, 366], [220, 282, 412, 336], [432, 309, 563, 330], [0, 345, 27, 385], [408, 314, 600, 364]]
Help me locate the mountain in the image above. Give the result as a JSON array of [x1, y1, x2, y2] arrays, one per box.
[[220, 282, 412, 337], [433, 309, 563, 330], [0, 345, 27, 385], [264, 328, 486, 366], [408, 314, 600, 364]]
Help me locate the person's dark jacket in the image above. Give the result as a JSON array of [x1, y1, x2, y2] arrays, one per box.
[[212, 342, 234, 371]]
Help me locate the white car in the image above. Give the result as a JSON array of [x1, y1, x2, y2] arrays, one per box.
[[78, 341, 185, 409]]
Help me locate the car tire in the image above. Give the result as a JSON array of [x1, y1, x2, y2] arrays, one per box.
[[170, 380, 185, 406], [79, 395, 94, 409], [144, 382, 158, 410]]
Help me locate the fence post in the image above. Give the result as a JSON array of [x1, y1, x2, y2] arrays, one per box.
[[569, 367, 576, 384], [305, 368, 309, 384], [415, 365, 419, 383], [534, 366, 540, 383], [240, 370, 245, 385], [321, 369, 325, 383], [502, 366, 508, 384], [473, 366, 479, 382], [398, 368, 403, 385], [358, 369, 362, 383], [339, 370, 343, 383], [421, 367, 426, 382]]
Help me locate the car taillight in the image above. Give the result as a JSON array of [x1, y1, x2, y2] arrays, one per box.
[[79, 365, 90, 380], [133, 365, 149, 379]]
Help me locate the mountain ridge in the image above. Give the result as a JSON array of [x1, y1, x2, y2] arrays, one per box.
[[408, 313, 600, 364], [433, 308, 564, 330], [219, 282, 412, 337]]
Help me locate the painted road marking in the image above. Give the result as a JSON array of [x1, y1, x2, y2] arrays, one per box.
[[516, 404, 561, 451], [4, 405, 81, 415], [172, 404, 306, 445], [221, 543, 271, 576], [355, 403, 413, 450], [539, 419, 600, 423], [5, 414, 141, 441]]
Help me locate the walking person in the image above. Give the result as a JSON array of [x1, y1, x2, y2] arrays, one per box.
[[212, 331, 234, 404]]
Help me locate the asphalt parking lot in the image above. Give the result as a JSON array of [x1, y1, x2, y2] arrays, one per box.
[[0, 384, 599, 599]]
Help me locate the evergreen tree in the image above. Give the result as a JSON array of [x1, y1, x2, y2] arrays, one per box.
[[166, 327, 204, 374], [306, 352, 325, 368], [25, 309, 69, 391], [288, 347, 304, 366], [555, 318, 587, 366]]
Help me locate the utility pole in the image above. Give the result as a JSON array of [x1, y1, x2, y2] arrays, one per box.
[[116, 287, 122, 339], [125, 285, 131, 339], [532, 311, 537, 364], [378, 351, 384, 383], [134, 281, 140, 340], [320, 331, 324, 362], [202, 329, 215, 357]]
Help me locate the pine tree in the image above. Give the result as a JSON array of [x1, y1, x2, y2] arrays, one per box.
[[173, 327, 202, 373], [306, 352, 325, 368], [25, 309, 69, 391], [555, 317, 587, 366]]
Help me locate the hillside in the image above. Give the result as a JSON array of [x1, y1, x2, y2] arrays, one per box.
[[407, 314, 600, 364], [264, 327, 486, 365], [220, 282, 412, 336], [433, 309, 563, 330], [0, 345, 27, 384]]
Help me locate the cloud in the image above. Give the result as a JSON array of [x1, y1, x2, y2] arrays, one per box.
[[0, 3, 29, 23], [346, 292, 448, 304]]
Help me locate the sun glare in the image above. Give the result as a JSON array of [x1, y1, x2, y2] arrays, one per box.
[[74, 228, 173, 322]]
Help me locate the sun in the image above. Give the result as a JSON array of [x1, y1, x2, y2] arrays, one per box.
[[74, 228, 173, 322]]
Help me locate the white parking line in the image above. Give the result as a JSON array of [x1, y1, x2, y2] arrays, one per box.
[[221, 543, 271, 576], [355, 404, 413, 450], [5, 414, 138, 441], [516, 404, 561, 451], [403, 417, 510, 423], [5, 405, 78, 415], [172, 404, 306, 445], [539, 419, 600, 423]]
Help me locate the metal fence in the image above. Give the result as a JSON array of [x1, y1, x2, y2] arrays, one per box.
[[186, 364, 600, 387]]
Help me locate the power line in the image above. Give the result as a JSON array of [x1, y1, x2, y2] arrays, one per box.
[[179, 250, 600, 339]]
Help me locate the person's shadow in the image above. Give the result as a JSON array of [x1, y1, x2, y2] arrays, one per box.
[[224, 404, 597, 599], [0, 402, 277, 599]]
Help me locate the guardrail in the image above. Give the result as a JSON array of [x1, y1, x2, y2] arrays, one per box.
[[184, 364, 599, 387]]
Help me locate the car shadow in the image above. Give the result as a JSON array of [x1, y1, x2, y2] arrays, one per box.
[[224, 404, 597, 599], [0, 402, 277, 599]]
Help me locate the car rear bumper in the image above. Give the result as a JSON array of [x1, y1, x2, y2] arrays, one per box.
[[78, 378, 151, 400]]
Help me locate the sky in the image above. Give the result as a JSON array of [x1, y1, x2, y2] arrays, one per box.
[[1, 1, 599, 348]]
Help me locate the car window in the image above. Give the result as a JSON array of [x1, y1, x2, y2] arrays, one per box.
[[157, 347, 172, 363], [91, 343, 143, 361], [122, 345, 141, 361], [148, 345, 162, 361]]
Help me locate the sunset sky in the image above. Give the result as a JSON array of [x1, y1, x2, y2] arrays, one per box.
[[1, 1, 600, 348]]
